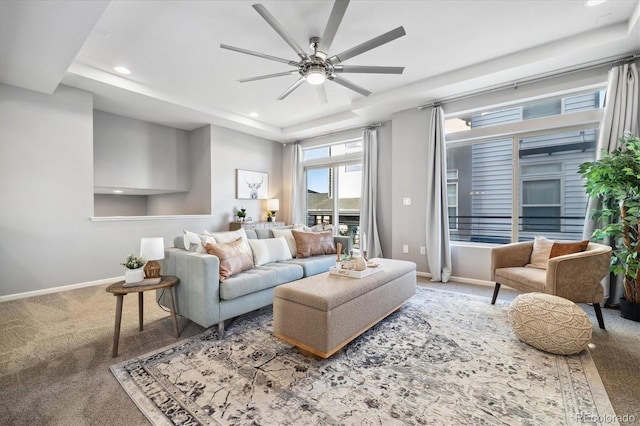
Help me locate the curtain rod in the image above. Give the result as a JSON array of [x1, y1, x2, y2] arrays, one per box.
[[295, 122, 383, 144], [418, 53, 639, 110]]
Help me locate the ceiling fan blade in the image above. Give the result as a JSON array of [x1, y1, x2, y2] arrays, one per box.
[[253, 4, 308, 60], [317, 85, 328, 105], [317, 0, 350, 57], [220, 44, 298, 66], [329, 26, 406, 64], [334, 65, 404, 74], [329, 75, 371, 97], [277, 77, 306, 100], [239, 70, 300, 83]]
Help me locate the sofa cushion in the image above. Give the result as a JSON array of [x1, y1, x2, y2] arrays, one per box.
[[248, 237, 292, 266], [292, 230, 336, 258], [219, 262, 304, 300], [549, 240, 589, 258], [204, 238, 254, 281], [284, 254, 338, 277]]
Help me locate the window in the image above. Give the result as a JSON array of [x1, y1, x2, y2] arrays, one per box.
[[445, 89, 603, 244], [303, 139, 363, 245], [447, 170, 458, 230]]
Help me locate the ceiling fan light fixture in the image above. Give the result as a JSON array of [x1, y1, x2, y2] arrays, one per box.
[[306, 70, 326, 85]]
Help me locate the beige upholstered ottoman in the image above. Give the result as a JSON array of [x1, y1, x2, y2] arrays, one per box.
[[273, 258, 416, 358], [507, 293, 592, 355]]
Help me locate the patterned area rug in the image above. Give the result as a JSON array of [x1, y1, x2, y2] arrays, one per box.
[[111, 288, 616, 425]]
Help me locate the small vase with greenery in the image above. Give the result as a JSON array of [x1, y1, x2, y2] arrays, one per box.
[[121, 254, 146, 270], [121, 254, 146, 284], [237, 207, 247, 221], [579, 133, 640, 318]]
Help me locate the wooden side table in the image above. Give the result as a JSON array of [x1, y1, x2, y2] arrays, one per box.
[[106, 275, 180, 357]]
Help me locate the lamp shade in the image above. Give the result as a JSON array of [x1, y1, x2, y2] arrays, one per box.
[[140, 237, 165, 261], [267, 198, 280, 212]]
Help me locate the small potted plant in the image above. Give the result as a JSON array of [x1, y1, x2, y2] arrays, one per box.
[[579, 133, 640, 321], [237, 206, 247, 222], [266, 211, 274, 222], [121, 254, 146, 284]]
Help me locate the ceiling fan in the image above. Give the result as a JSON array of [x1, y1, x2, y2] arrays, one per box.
[[220, 0, 406, 102]]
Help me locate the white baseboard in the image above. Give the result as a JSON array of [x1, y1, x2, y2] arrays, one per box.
[[0, 276, 124, 303], [417, 271, 494, 287]]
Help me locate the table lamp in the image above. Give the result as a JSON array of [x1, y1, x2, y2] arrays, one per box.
[[267, 198, 280, 221], [140, 237, 165, 278]]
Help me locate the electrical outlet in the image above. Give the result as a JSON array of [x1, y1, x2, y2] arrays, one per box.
[[420, 246, 426, 255], [403, 197, 411, 206], [403, 244, 409, 253]]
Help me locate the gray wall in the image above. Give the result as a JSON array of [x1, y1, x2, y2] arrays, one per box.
[[390, 107, 431, 273], [376, 122, 393, 259], [210, 125, 284, 230], [0, 84, 283, 298]]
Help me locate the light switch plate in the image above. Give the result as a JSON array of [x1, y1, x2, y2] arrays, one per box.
[[403, 197, 411, 206]]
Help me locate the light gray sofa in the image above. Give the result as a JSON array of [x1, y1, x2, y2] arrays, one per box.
[[157, 228, 352, 337]]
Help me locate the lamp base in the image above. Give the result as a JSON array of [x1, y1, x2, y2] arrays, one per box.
[[144, 260, 161, 279]]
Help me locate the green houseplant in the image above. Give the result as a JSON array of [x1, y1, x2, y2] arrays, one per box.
[[579, 133, 640, 320]]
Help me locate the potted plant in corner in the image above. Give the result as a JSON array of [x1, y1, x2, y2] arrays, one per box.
[[579, 133, 640, 321]]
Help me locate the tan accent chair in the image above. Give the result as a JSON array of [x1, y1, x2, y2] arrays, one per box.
[[490, 241, 612, 329]]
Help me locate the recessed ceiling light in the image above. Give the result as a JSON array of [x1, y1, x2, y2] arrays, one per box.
[[585, 0, 607, 7], [113, 189, 124, 194], [249, 112, 259, 118], [113, 66, 131, 75]]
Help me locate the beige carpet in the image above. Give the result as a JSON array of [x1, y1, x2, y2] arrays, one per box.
[[0, 278, 638, 425]]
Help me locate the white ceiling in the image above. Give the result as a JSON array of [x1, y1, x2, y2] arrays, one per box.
[[1, 0, 639, 142]]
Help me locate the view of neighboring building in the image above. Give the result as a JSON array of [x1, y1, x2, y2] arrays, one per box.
[[446, 90, 604, 243]]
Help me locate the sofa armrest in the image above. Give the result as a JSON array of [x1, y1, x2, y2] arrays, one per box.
[[157, 247, 222, 328], [546, 243, 612, 303], [490, 241, 534, 281]]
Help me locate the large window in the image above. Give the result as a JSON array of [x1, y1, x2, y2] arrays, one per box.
[[445, 89, 603, 243], [303, 139, 363, 246]]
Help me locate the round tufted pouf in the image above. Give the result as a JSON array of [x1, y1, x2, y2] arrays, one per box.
[[507, 293, 592, 355]]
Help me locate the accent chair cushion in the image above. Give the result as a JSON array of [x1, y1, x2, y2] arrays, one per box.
[[549, 240, 589, 258], [204, 238, 254, 281], [291, 230, 337, 258], [527, 236, 554, 269]]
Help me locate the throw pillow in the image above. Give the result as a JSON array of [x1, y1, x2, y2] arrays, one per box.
[[549, 240, 589, 258], [203, 238, 254, 281], [248, 237, 292, 266], [291, 230, 337, 258], [183, 230, 215, 253], [272, 227, 304, 258], [528, 236, 554, 269], [210, 229, 251, 254]]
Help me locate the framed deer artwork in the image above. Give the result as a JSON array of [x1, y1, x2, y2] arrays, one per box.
[[236, 169, 269, 200]]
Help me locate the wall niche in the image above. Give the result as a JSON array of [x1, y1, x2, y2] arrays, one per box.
[[93, 110, 211, 217]]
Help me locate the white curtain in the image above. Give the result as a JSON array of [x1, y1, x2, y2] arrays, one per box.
[[425, 106, 452, 282], [289, 143, 306, 225], [582, 62, 639, 305], [360, 129, 383, 258]]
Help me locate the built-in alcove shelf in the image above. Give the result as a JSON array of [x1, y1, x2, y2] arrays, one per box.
[[90, 214, 213, 222], [92, 110, 211, 218]]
